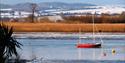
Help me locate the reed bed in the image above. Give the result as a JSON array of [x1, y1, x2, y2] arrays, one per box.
[[3, 22, 125, 32]]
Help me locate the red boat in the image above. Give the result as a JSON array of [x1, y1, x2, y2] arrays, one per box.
[[76, 13, 102, 48], [77, 43, 101, 48]]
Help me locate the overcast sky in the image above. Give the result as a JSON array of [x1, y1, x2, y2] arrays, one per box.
[[1, 0, 125, 5]]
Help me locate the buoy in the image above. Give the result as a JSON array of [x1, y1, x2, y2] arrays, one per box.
[[112, 48, 116, 55], [103, 52, 106, 56]]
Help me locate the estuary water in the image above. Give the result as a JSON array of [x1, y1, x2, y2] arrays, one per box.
[[14, 32, 125, 62]]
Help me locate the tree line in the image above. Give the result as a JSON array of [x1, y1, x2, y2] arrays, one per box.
[[62, 12, 125, 23]]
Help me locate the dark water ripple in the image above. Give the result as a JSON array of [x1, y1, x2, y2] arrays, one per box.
[[40, 60, 125, 63]]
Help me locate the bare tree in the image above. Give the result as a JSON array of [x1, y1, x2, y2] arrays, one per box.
[[30, 3, 37, 23]]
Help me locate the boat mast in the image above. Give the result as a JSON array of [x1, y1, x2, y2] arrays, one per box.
[[92, 12, 95, 43], [78, 28, 81, 44]]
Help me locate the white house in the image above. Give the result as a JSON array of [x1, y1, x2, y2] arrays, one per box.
[[0, 8, 38, 18]]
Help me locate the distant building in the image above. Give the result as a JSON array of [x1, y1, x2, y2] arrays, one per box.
[[0, 8, 38, 19], [50, 6, 125, 16], [1, 6, 125, 19]]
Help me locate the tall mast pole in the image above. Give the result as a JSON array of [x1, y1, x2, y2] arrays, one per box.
[[92, 12, 95, 43], [92, 11, 96, 60], [78, 28, 81, 44]]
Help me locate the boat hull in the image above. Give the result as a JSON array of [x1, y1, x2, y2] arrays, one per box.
[[77, 43, 101, 48]]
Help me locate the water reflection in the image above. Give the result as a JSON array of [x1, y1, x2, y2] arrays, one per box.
[[17, 38, 125, 60]]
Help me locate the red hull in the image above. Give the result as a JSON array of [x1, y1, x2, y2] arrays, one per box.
[[77, 43, 101, 48]]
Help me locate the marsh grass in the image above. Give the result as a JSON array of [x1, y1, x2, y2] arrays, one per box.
[[3, 22, 125, 32]]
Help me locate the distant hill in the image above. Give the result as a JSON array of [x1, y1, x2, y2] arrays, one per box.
[[12, 3, 34, 11], [38, 2, 96, 9], [0, 4, 12, 8], [0, 2, 96, 11]]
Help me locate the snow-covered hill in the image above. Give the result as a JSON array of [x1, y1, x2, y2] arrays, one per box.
[[50, 6, 125, 15]]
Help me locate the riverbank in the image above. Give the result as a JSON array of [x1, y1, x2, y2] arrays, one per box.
[[3, 22, 125, 32], [13, 32, 125, 40]]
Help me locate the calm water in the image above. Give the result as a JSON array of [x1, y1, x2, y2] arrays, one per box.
[[16, 36, 125, 61]]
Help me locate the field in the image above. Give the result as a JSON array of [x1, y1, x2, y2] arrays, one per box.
[[3, 22, 125, 32]]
